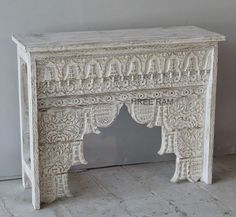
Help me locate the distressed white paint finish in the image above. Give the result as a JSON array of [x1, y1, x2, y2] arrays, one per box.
[[12, 26, 225, 209], [12, 26, 224, 52]]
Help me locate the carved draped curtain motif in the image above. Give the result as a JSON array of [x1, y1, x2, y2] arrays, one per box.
[[36, 45, 211, 203]]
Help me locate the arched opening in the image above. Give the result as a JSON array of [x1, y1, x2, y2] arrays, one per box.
[[71, 105, 175, 172]]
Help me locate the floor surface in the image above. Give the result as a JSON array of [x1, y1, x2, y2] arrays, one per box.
[[0, 155, 236, 217]]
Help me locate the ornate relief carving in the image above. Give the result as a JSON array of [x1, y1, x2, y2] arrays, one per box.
[[146, 55, 165, 75], [64, 60, 81, 80], [106, 58, 122, 77], [40, 173, 71, 204], [16, 42, 217, 207], [127, 56, 142, 76], [38, 83, 206, 203], [163, 94, 204, 130], [84, 59, 103, 79], [38, 108, 87, 144], [172, 156, 203, 183], [43, 62, 60, 82], [93, 103, 123, 128], [38, 86, 206, 108], [36, 47, 213, 98]]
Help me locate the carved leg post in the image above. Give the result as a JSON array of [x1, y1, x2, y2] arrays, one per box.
[[22, 171, 31, 189], [171, 128, 203, 183], [17, 53, 41, 208], [39, 141, 88, 204], [202, 46, 218, 184], [158, 93, 205, 183], [40, 174, 72, 204], [172, 156, 203, 183], [38, 107, 90, 205], [17, 55, 31, 189], [39, 140, 89, 204]]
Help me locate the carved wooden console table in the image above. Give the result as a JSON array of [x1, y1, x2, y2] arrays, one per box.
[[12, 26, 225, 209]]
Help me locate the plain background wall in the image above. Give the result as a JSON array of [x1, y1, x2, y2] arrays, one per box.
[[0, 0, 236, 179]]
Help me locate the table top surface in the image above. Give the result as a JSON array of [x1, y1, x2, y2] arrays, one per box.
[[12, 26, 225, 52]]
